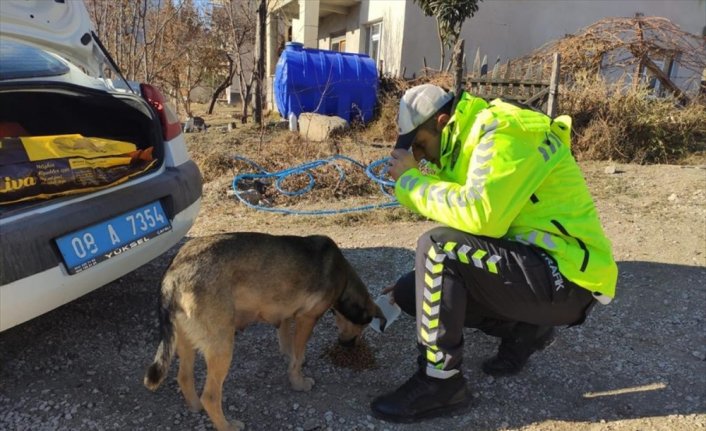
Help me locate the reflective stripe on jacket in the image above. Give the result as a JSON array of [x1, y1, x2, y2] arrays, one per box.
[[394, 92, 617, 302]]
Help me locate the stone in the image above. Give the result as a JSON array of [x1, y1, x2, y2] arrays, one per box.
[[298, 113, 348, 142]]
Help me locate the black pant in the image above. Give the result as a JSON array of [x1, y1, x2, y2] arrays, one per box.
[[394, 227, 595, 374]]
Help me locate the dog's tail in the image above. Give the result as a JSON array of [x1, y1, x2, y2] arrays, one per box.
[[143, 278, 177, 392]]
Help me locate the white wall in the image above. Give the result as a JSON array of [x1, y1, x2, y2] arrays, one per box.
[[401, 0, 706, 78], [364, 0, 410, 75], [318, 5, 361, 51], [313, 1, 409, 76], [400, 2, 443, 76]]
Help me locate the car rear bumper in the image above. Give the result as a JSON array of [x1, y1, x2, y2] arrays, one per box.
[[0, 198, 200, 331], [0, 160, 202, 286]]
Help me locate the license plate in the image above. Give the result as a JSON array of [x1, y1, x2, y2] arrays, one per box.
[[55, 201, 172, 274]]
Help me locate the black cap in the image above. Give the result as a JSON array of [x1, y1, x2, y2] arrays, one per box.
[[394, 129, 417, 150]]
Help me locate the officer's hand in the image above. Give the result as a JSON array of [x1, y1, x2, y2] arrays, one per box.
[[381, 284, 397, 305], [388, 149, 418, 181]]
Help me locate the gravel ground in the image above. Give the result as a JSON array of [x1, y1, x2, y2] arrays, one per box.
[[1, 162, 705, 431]]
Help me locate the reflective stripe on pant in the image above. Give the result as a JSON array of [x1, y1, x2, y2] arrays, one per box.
[[413, 226, 595, 375], [417, 242, 451, 373]]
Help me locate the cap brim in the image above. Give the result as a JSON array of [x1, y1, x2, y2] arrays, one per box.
[[394, 130, 416, 150]]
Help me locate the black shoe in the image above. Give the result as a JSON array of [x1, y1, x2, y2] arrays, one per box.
[[370, 370, 470, 423], [482, 326, 556, 377]]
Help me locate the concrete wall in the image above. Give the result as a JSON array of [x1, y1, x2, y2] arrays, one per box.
[[267, 0, 704, 109], [315, 1, 408, 76], [318, 5, 361, 51], [400, 0, 706, 78], [357, 0, 407, 75]]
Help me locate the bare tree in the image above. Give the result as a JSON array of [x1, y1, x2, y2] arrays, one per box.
[[87, 0, 143, 79], [160, 0, 219, 115], [413, 0, 482, 70], [87, 0, 211, 115], [254, 0, 267, 125], [207, 0, 257, 122]]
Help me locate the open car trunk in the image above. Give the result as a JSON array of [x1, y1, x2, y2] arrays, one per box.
[[0, 83, 164, 215], [0, 84, 162, 155]]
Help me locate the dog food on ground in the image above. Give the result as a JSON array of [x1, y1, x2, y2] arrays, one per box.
[[323, 339, 377, 371]]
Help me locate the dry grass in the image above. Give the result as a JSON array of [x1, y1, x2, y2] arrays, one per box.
[[186, 67, 705, 215], [185, 105, 397, 212], [349, 72, 706, 165], [560, 73, 706, 163]]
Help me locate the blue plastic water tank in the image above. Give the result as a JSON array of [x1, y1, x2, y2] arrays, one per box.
[[274, 42, 378, 124]]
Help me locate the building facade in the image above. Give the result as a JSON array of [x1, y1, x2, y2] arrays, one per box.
[[264, 0, 706, 110]]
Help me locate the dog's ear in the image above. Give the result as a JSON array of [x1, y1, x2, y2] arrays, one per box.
[[335, 289, 370, 325]]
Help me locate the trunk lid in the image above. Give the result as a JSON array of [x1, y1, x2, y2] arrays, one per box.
[[0, 0, 106, 77]]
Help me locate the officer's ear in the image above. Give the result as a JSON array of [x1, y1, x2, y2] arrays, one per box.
[[435, 113, 450, 131]]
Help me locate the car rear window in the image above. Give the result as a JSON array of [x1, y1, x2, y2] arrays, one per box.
[[0, 39, 70, 80]]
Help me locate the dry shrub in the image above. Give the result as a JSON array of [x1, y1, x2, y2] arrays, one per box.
[[356, 93, 399, 143], [561, 73, 706, 163], [369, 71, 706, 165], [196, 152, 236, 182], [351, 72, 456, 144], [188, 135, 242, 182]]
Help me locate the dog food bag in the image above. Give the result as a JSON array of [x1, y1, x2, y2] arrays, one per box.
[[0, 134, 156, 205]]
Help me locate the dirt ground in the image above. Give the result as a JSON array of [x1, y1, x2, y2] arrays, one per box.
[[183, 118, 706, 431], [0, 107, 704, 431]]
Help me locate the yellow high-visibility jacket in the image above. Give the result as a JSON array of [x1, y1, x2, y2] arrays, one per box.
[[395, 92, 617, 303]]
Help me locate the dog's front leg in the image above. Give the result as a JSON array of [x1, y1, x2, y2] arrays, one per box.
[[278, 317, 294, 359], [288, 315, 317, 391]]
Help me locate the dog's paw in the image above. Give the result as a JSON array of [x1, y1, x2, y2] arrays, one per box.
[[228, 419, 245, 431], [187, 398, 203, 412], [290, 376, 315, 392], [214, 419, 245, 431]]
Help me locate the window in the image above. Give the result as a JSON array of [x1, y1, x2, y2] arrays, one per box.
[[0, 40, 69, 80], [366, 22, 382, 67], [331, 34, 346, 52]]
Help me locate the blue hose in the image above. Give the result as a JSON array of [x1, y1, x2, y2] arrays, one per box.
[[231, 155, 400, 215]]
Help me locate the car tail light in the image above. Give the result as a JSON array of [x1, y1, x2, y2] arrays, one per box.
[[140, 83, 182, 141]]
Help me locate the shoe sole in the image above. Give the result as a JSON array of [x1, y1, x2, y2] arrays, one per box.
[[371, 396, 472, 424], [538, 336, 556, 351]]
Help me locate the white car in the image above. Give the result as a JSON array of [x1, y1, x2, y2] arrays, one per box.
[[0, 1, 202, 331]]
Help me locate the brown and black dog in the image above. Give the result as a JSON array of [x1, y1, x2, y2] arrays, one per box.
[[143, 232, 386, 431]]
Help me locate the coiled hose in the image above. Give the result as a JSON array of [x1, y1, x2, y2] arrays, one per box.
[[231, 155, 400, 215]]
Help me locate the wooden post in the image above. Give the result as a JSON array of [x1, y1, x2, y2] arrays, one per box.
[[547, 53, 560, 118], [657, 53, 675, 97], [504, 60, 513, 99], [492, 56, 501, 78], [472, 47, 481, 78], [642, 55, 690, 105], [485, 56, 493, 99], [451, 39, 465, 112], [254, 0, 266, 125]]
